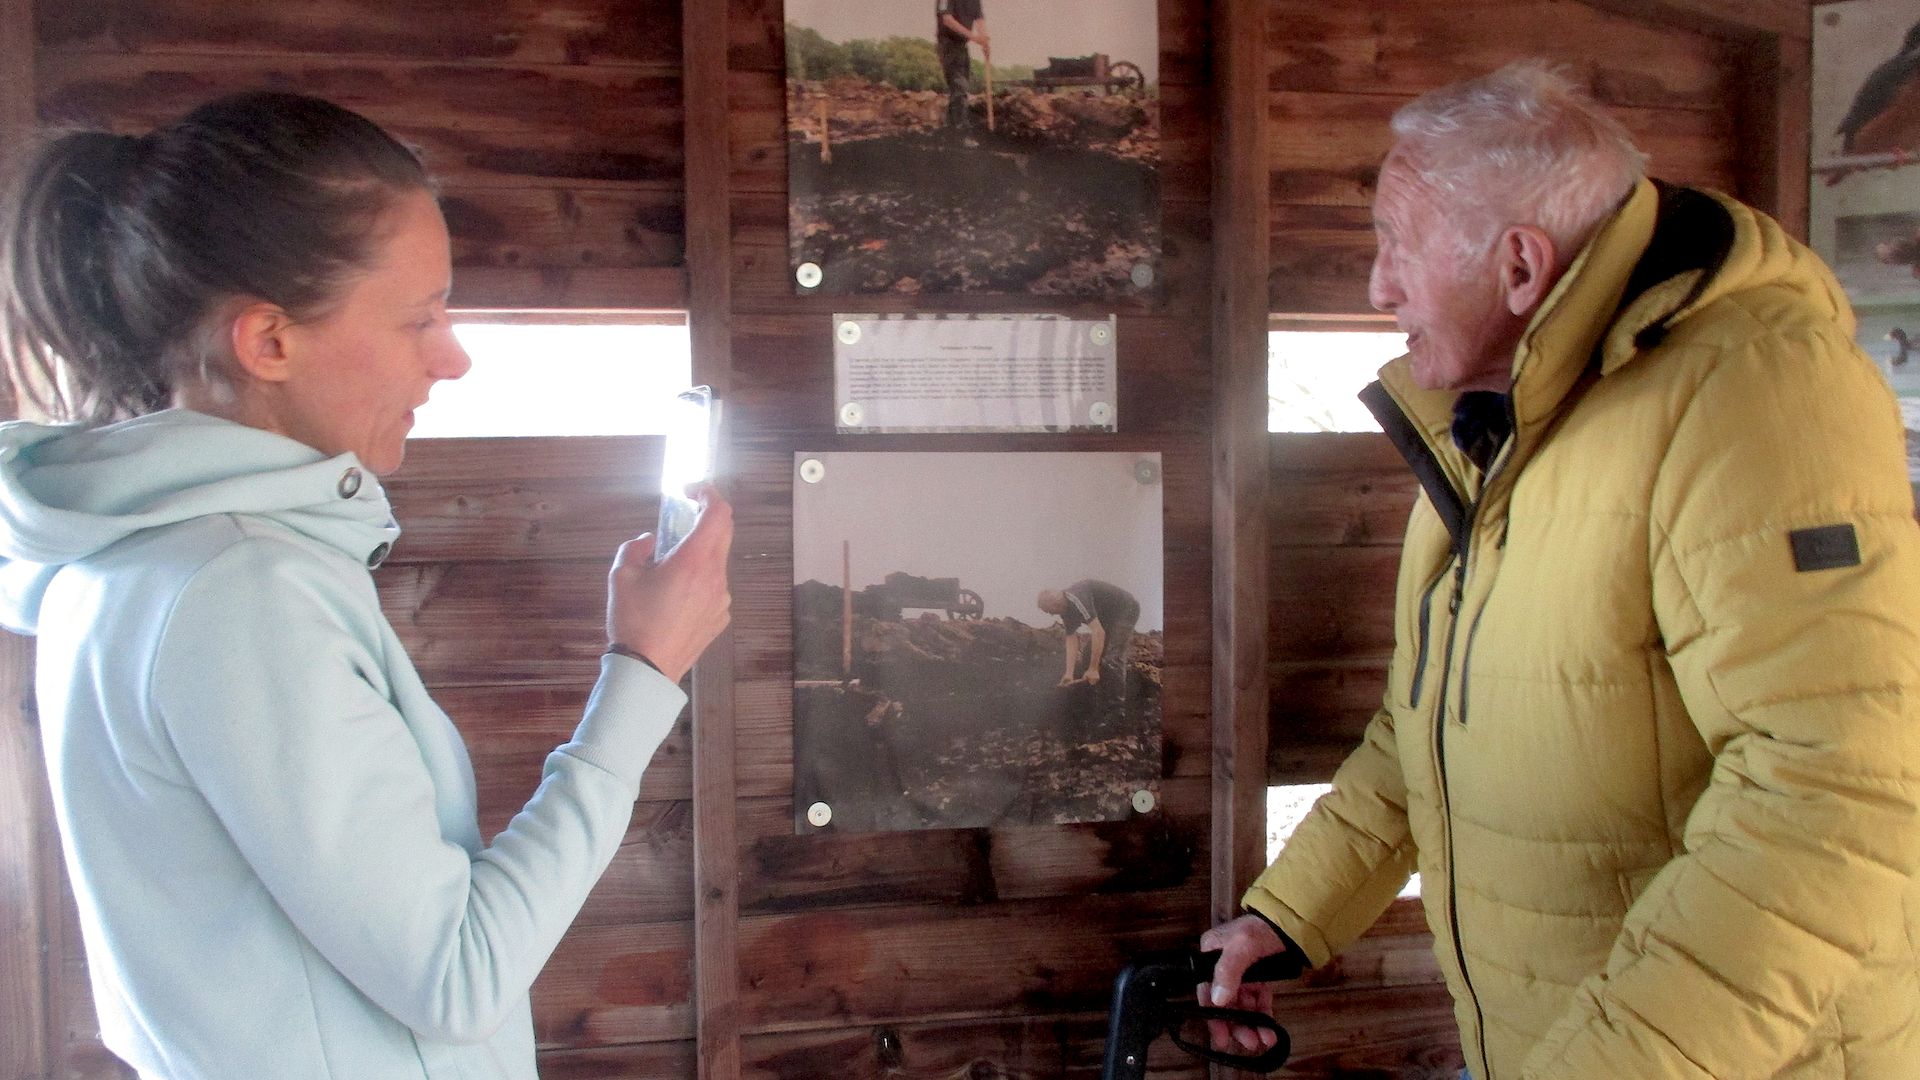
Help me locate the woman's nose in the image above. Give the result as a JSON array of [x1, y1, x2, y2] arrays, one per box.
[[433, 330, 473, 381]]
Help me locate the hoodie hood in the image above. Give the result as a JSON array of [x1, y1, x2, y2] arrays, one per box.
[[0, 409, 400, 633]]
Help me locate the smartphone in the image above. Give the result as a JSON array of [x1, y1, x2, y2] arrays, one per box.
[[655, 385, 720, 562]]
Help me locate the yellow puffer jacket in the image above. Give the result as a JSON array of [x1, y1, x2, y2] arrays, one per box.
[[1245, 178, 1920, 1080]]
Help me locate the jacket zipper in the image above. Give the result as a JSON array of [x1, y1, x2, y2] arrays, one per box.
[[1430, 530, 1490, 1078], [1408, 571, 1445, 707], [1437, 409, 1515, 1079]]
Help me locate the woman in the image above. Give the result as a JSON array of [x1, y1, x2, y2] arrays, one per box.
[[0, 92, 731, 1079]]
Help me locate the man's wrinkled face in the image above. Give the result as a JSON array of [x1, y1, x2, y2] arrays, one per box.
[[1368, 154, 1520, 394]]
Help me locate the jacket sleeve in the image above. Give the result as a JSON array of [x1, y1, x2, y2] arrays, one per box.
[[1241, 704, 1418, 966], [1523, 311, 1920, 1078], [148, 535, 687, 1044]]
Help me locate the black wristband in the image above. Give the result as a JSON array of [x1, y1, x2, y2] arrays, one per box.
[[1245, 906, 1305, 961], [606, 642, 665, 676]]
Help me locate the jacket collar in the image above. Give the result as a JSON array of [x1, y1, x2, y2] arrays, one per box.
[[1362, 178, 1741, 548]]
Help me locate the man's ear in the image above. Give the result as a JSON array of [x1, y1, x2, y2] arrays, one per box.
[[228, 301, 297, 384], [1499, 225, 1559, 318]]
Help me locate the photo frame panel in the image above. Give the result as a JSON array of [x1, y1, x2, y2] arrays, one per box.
[[784, 0, 1161, 297], [1811, 0, 1920, 482], [791, 451, 1164, 833]]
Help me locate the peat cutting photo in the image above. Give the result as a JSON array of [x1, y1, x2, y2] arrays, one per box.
[[786, 77, 1161, 297], [791, 578, 1164, 832]]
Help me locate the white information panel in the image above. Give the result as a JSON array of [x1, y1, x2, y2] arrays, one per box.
[[832, 313, 1118, 433]]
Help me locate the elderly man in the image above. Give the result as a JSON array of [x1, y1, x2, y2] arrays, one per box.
[[1202, 60, 1920, 1080]]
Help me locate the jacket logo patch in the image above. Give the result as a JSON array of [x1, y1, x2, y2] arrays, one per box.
[[1789, 523, 1861, 572]]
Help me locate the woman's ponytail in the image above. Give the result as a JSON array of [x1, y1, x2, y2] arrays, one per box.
[[0, 130, 168, 422], [0, 92, 428, 425]]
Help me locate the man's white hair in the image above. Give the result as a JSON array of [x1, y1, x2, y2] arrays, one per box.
[[1389, 59, 1649, 260]]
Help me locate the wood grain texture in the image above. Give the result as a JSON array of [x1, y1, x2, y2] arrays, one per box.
[[37, 54, 684, 186], [684, 1, 740, 1078], [0, 632, 49, 1080], [740, 1013, 1209, 1080], [1266, 1, 1767, 315], [1213, 0, 1272, 937], [442, 186, 685, 270], [1267, 0, 1736, 106], [37, 0, 683, 67], [735, 778, 1207, 915], [531, 921, 696, 1048]]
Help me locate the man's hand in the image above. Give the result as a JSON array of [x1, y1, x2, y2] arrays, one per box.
[[606, 484, 734, 683], [1197, 914, 1288, 1053], [1084, 668, 1101, 686]]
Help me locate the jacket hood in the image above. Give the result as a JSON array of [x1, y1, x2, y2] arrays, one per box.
[[0, 409, 400, 633]]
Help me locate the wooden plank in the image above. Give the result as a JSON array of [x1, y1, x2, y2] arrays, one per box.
[[740, 1013, 1209, 1080], [531, 921, 695, 1048], [539, 1040, 698, 1079], [1725, 25, 1810, 238], [376, 560, 611, 686], [0, 632, 48, 1080], [735, 886, 1210, 1031], [1270, 982, 1463, 1080], [39, 0, 683, 68], [442, 185, 685, 271], [393, 435, 657, 483], [439, 684, 691, 823], [380, 474, 659, 562], [1266, 439, 1418, 549], [450, 266, 688, 309], [734, 778, 1209, 914], [1214, 0, 1273, 948], [0, 4, 45, 1070], [1269, 659, 1388, 778], [737, 976, 1459, 1080], [1267, 0, 1736, 109], [1269, 544, 1402, 661], [573, 801, 698, 928], [1577, 0, 1810, 41], [36, 54, 684, 186], [687, 1, 738, 1077]]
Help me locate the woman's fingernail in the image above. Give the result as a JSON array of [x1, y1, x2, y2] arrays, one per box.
[[1212, 985, 1230, 1006]]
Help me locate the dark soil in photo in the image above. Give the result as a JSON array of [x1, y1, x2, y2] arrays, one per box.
[[792, 580, 1163, 833], [787, 79, 1160, 297]]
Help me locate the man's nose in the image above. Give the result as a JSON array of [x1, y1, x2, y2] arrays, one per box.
[[1368, 253, 1402, 313]]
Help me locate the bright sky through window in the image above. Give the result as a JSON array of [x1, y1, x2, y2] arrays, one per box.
[[409, 322, 693, 438], [1267, 330, 1408, 433]]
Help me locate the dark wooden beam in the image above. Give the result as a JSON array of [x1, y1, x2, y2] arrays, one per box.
[[1211, 0, 1273, 930], [1577, 0, 1808, 40], [0, 0, 45, 1073], [682, 1, 739, 1079]]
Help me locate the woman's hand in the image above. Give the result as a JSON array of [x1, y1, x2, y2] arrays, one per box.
[[606, 484, 734, 683]]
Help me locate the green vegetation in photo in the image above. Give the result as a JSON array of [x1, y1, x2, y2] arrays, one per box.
[[787, 24, 1031, 91]]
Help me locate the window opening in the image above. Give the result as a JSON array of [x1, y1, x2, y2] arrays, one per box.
[[1268, 782, 1420, 897], [1267, 321, 1406, 433], [410, 313, 692, 439]]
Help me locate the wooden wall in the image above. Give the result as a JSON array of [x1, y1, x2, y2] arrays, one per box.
[[34, 0, 691, 311], [0, 1, 1811, 1079], [1265, 0, 1810, 315]]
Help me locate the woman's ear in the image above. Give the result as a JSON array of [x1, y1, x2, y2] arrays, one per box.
[[228, 301, 297, 383]]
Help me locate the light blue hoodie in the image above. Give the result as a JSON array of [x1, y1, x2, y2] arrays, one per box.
[[0, 409, 686, 1080]]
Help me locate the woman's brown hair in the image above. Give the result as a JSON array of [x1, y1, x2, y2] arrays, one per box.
[[0, 91, 429, 424]]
